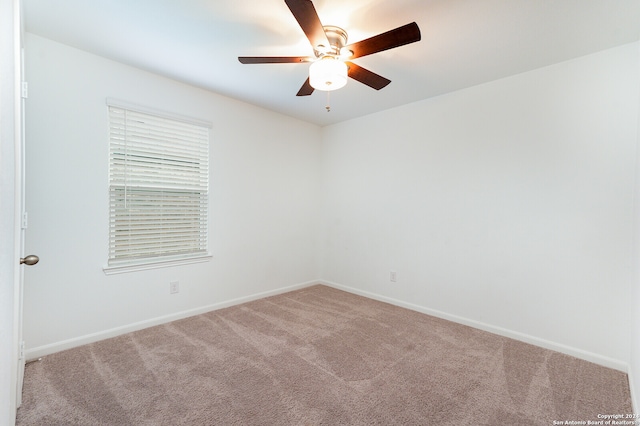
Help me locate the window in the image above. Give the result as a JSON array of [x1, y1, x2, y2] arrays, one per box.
[[106, 100, 210, 272]]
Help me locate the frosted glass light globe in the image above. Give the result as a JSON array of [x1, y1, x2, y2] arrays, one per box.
[[309, 57, 348, 91]]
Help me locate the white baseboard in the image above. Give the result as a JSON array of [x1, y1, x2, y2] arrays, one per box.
[[27, 278, 630, 375], [25, 280, 319, 361], [319, 280, 629, 373]]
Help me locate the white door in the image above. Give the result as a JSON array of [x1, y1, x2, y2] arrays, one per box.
[[1, 0, 31, 419], [15, 44, 27, 408], [16, 43, 38, 408]]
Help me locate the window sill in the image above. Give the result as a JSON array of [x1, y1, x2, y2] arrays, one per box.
[[103, 254, 212, 275]]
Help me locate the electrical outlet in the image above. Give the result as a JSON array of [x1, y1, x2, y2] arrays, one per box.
[[170, 281, 179, 294], [390, 270, 397, 282]]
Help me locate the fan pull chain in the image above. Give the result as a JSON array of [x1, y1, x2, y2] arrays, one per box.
[[326, 91, 331, 112]]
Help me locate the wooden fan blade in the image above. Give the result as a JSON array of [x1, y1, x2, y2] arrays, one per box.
[[285, 0, 330, 50], [296, 77, 315, 96], [238, 56, 315, 64], [344, 22, 421, 60], [345, 62, 391, 90]]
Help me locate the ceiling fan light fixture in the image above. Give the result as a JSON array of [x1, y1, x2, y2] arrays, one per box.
[[309, 56, 348, 91], [238, 1, 422, 98]]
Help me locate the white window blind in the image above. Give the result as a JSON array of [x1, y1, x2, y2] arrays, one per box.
[[108, 104, 210, 267]]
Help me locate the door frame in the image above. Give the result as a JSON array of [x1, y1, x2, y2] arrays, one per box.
[[1, 0, 24, 423]]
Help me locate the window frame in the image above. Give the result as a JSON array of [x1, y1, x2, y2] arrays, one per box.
[[103, 99, 212, 275]]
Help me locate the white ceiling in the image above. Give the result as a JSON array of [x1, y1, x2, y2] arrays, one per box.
[[23, 0, 640, 126]]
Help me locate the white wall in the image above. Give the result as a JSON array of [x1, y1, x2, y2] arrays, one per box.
[[320, 42, 640, 370], [22, 33, 322, 357], [22, 31, 640, 383]]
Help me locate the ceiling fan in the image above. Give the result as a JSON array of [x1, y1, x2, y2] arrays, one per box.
[[238, 0, 422, 97]]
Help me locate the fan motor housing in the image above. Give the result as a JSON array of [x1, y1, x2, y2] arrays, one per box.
[[316, 26, 348, 57]]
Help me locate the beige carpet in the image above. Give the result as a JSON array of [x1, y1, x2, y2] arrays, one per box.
[[17, 285, 631, 425]]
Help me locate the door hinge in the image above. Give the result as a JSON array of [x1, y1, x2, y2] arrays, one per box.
[[21, 81, 28, 99], [21, 212, 28, 229]]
